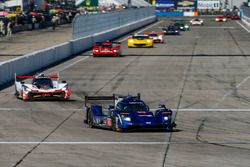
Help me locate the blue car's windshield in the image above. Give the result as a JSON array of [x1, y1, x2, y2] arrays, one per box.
[[120, 102, 149, 112]]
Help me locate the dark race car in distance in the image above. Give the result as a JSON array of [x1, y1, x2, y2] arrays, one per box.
[[92, 41, 121, 57], [84, 94, 176, 132], [231, 15, 241, 20], [162, 25, 180, 35], [174, 21, 190, 31]]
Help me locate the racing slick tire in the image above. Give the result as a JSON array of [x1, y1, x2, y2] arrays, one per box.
[[167, 122, 177, 132], [112, 116, 126, 132], [15, 89, 20, 98], [87, 110, 94, 128], [24, 92, 33, 101]]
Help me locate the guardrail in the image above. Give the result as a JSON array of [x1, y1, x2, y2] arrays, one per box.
[[0, 8, 156, 87]]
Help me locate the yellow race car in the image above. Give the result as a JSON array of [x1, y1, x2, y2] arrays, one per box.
[[128, 34, 154, 48]]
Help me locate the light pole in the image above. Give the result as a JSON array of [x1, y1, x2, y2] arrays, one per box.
[[225, 0, 229, 9], [128, 0, 131, 8]]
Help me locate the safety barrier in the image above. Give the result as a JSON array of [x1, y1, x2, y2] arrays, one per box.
[[0, 10, 156, 86], [156, 12, 184, 17], [73, 7, 155, 39], [156, 12, 198, 17], [241, 6, 250, 27]]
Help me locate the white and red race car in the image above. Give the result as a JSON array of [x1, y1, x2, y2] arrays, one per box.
[[15, 74, 71, 100], [144, 32, 165, 43], [190, 18, 204, 26]]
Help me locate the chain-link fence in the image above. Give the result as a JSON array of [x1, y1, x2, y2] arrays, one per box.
[[72, 7, 155, 39]]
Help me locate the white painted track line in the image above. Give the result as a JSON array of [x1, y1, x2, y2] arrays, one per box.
[[0, 108, 82, 112], [213, 76, 250, 108], [176, 108, 250, 112], [1, 108, 250, 112], [54, 56, 90, 73], [0, 141, 250, 145], [192, 26, 236, 29], [236, 21, 250, 33]]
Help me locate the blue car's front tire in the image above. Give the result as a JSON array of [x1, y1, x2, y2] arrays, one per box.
[[112, 116, 127, 132]]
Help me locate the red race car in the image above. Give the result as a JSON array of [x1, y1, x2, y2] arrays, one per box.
[[215, 16, 227, 22], [144, 32, 165, 43], [92, 41, 121, 57], [231, 15, 241, 20]]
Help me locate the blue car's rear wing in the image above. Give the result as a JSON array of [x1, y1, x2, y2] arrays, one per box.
[[85, 95, 116, 107], [116, 93, 141, 100], [84, 93, 141, 107]]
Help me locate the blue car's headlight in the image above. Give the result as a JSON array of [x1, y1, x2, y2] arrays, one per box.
[[123, 117, 131, 122], [164, 117, 169, 121]]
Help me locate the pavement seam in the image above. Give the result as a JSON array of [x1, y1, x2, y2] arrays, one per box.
[[161, 53, 195, 167], [92, 56, 139, 95], [161, 27, 201, 167], [195, 119, 250, 151], [12, 110, 78, 167], [227, 29, 246, 56], [195, 119, 207, 142], [12, 56, 139, 166]]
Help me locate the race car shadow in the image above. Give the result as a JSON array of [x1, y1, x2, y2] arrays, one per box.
[[93, 55, 125, 58], [20, 98, 77, 102], [121, 128, 182, 133]]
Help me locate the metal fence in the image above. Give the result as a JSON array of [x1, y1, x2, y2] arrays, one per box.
[[72, 7, 155, 39]]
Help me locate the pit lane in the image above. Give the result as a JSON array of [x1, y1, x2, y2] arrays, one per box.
[[0, 17, 250, 167]]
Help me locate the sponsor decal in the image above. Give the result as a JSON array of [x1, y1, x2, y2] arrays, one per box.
[[156, 0, 176, 9], [177, 0, 197, 10], [178, 0, 194, 6], [197, 1, 220, 10]]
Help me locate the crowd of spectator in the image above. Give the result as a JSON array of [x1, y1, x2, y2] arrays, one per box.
[[0, 18, 14, 37], [0, 3, 131, 38], [0, 10, 76, 37], [99, 4, 127, 13]]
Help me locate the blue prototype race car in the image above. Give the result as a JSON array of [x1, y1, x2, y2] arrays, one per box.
[[84, 94, 176, 132]]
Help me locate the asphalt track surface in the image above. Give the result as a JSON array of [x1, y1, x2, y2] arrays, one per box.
[[0, 17, 250, 167], [0, 24, 72, 62]]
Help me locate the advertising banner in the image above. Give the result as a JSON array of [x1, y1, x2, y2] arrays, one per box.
[[155, 0, 176, 9], [197, 0, 220, 10], [0, 3, 5, 10], [177, 0, 197, 10], [75, 0, 98, 8]]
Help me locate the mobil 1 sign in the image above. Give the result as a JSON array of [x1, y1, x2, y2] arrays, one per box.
[[197, 0, 220, 10]]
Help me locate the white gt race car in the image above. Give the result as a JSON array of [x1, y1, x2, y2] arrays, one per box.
[[144, 32, 165, 43], [190, 18, 204, 26], [15, 74, 71, 101]]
